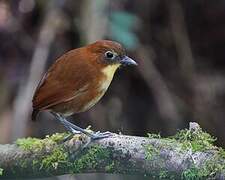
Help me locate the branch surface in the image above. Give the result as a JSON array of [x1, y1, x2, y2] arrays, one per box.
[[0, 123, 225, 179]]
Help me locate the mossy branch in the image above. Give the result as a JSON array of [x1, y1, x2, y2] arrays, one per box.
[[0, 122, 225, 179]]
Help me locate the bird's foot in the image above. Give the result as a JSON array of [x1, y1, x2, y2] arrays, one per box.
[[82, 131, 113, 148], [90, 131, 113, 140], [51, 113, 113, 143], [62, 129, 81, 142], [71, 129, 82, 134]]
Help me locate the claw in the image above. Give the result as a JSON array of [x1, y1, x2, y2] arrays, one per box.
[[90, 131, 113, 140], [81, 131, 113, 148], [71, 129, 82, 134]]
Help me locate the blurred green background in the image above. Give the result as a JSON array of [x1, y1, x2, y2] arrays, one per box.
[[0, 0, 225, 179]]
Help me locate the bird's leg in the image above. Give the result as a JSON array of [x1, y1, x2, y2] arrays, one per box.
[[51, 112, 112, 140], [51, 112, 82, 142], [51, 112, 81, 134], [59, 118, 112, 140]]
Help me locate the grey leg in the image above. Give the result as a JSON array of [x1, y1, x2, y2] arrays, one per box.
[[51, 112, 81, 134], [51, 112, 112, 140]]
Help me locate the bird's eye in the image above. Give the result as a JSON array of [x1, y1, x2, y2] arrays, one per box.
[[105, 51, 115, 59]]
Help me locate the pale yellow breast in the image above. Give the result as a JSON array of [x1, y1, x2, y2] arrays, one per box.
[[82, 64, 120, 111], [100, 64, 120, 91]]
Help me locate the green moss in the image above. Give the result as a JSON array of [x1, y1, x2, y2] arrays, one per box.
[[146, 126, 225, 179], [194, 152, 225, 179], [73, 145, 111, 173], [40, 147, 69, 170], [15, 133, 71, 174], [218, 147, 225, 159], [32, 160, 39, 170], [147, 126, 216, 153], [16, 133, 68, 151], [147, 133, 161, 139], [145, 144, 160, 160], [182, 166, 200, 180], [159, 170, 169, 179], [16, 137, 43, 151], [105, 161, 115, 172], [181, 157, 225, 180], [15, 134, 115, 174], [0, 168, 3, 176], [172, 127, 216, 152], [45, 132, 69, 143]]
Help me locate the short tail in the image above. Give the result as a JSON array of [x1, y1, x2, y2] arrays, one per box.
[[31, 109, 39, 121]]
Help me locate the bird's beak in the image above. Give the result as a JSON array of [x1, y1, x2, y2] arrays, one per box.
[[120, 56, 137, 66]]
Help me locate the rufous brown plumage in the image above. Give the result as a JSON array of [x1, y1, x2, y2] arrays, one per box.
[[32, 40, 137, 140]]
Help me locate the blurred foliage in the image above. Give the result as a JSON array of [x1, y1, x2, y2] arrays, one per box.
[[109, 11, 139, 49]]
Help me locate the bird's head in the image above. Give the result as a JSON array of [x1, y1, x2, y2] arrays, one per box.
[[87, 40, 137, 67]]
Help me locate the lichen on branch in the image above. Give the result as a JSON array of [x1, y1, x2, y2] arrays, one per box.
[[0, 122, 225, 179]]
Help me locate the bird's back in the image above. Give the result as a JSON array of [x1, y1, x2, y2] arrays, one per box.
[[32, 48, 98, 116]]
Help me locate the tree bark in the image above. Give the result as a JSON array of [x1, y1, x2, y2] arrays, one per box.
[[0, 123, 224, 179]]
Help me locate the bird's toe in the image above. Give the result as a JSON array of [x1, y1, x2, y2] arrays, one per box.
[[91, 131, 113, 140]]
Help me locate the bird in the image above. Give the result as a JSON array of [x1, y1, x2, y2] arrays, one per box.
[[32, 40, 137, 140]]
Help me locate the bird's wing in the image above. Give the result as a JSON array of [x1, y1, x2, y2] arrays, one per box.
[[32, 77, 89, 110], [32, 50, 95, 110]]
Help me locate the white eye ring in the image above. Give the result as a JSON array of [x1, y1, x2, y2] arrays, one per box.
[[105, 51, 115, 59]]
